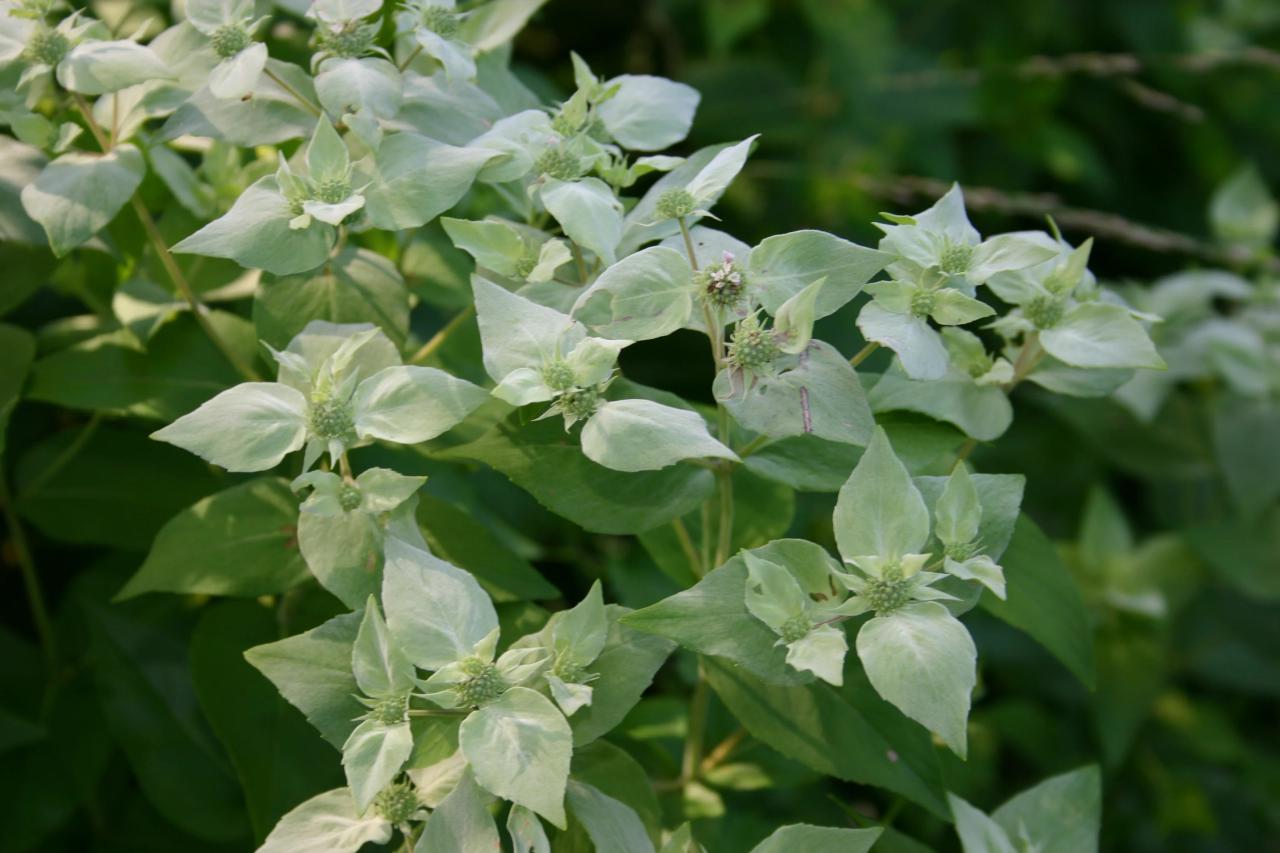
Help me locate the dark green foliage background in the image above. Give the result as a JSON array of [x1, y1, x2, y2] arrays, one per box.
[[2, 0, 1278, 851]]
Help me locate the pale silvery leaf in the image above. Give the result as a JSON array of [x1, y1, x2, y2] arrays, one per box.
[[307, 117, 350, 183], [406, 749, 466, 808], [750, 824, 882, 853], [361, 133, 497, 230], [21, 145, 145, 257], [442, 217, 526, 275], [187, 0, 254, 33], [473, 276, 585, 379], [57, 40, 174, 95], [869, 365, 1014, 442], [256, 787, 392, 853], [772, 277, 824, 354], [415, 769, 500, 852], [341, 719, 413, 812], [152, 383, 308, 471], [934, 464, 982, 546], [493, 367, 554, 406], [529, 238, 572, 282], [929, 289, 994, 326], [877, 183, 979, 270], [352, 596, 416, 699], [967, 232, 1059, 284], [162, 57, 318, 147], [565, 780, 653, 853], [742, 551, 808, 632], [469, 109, 555, 183], [302, 195, 365, 226], [750, 229, 892, 318], [208, 42, 267, 99], [833, 426, 930, 561], [415, 28, 476, 81], [581, 399, 738, 472], [541, 177, 624, 266], [381, 538, 498, 669], [279, 321, 401, 394], [355, 468, 426, 512], [686, 134, 758, 207], [507, 804, 551, 853], [455, 0, 547, 51], [945, 554, 1006, 600], [990, 766, 1101, 853], [551, 580, 608, 667], [856, 302, 949, 381], [572, 246, 693, 342], [1210, 163, 1279, 250], [351, 365, 487, 443], [716, 341, 875, 446], [785, 624, 847, 687], [459, 686, 572, 828], [173, 176, 334, 275], [950, 794, 1017, 853], [596, 74, 699, 151], [309, 0, 382, 22], [1039, 302, 1166, 370], [316, 57, 403, 119], [856, 601, 976, 757], [566, 337, 628, 387], [547, 676, 593, 716]]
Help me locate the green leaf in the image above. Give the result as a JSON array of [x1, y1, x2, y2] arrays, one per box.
[[436, 412, 715, 535], [581, 399, 737, 472], [254, 247, 411, 351], [541, 177, 624, 265], [474, 275, 583, 379], [244, 611, 366, 749], [1211, 394, 1280, 515], [750, 230, 891, 318], [362, 133, 497, 230], [26, 312, 259, 422], [950, 794, 1016, 853], [460, 686, 572, 828], [565, 781, 654, 853], [342, 718, 414, 812], [572, 246, 693, 342], [855, 601, 976, 757], [14, 424, 220, 550], [298, 509, 383, 610], [416, 769, 500, 851], [57, 40, 172, 95], [21, 145, 145, 256], [416, 494, 559, 602], [686, 135, 758, 206], [84, 595, 248, 841], [569, 739, 662, 844], [257, 788, 391, 853], [623, 540, 838, 685], [0, 323, 34, 456], [151, 381, 308, 472], [833, 426, 930, 561], [990, 766, 1101, 853], [1039, 302, 1165, 371], [703, 657, 949, 818], [189, 601, 344, 840], [750, 824, 882, 853], [870, 366, 1013, 442], [857, 303, 949, 381], [718, 340, 874, 445], [980, 516, 1096, 688], [967, 233, 1059, 284], [597, 74, 699, 151], [1210, 163, 1278, 250], [316, 57, 403, 121], [352, 365, 488, 445], [117, 477, 308, 599], [916, 472, 1025, 562], [161, 58, 318, 147], [382, 538, 498, 669]]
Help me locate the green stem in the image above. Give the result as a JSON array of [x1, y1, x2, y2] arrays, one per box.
[[680, 662, 709, 791], [850, 340, 879, 367], [671, 517, 703, 578], [72, 94, 260, 383], [572, 242, 589, 283], [714, 411, 733, 569], [262, 67, 323, 117], [1004, 331, 1044, 390], [0, 475, 56, 672], [397, 43, 423, 72], [677, 215, 700, 272], [954, 436, 979, 464], [736, 434, 770, 459], [409, 304, 475, 365]]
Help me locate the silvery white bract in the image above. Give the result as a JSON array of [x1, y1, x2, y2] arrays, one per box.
[[442, 216, 571, 285], [185, 0, 269, 98], [648, 134, 760, 224], [172, 119, 369, 275], [2, 10, 173, 93], [950, 766, 1101, 853], [397, 0, 475, 81], [473, 276, 738, 472], [152, 321, 487, 471]]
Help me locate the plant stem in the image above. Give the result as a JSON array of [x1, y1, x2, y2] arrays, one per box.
[[700, 726, 746, 774], [18, 413, 102, 501], [1005, 331, 1044, 390], [954, 436, 978, 464], [72, 94, 260, 383], [671, 517, 703, 578], [850, 341, 879, 367], [680, 662, 709, 790], [409, 304, 475, 364], [0, 475, 56, 672], [572, 241, 589, 283], [263, 67, 323, 117], [677, 216, 700, 271], [397, 43, 423, 72], [736, 434, 770, 459], [339, 452, 353, 480]]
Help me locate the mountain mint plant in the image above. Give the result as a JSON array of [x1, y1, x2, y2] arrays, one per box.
[[0, 0, 1176, 848]]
